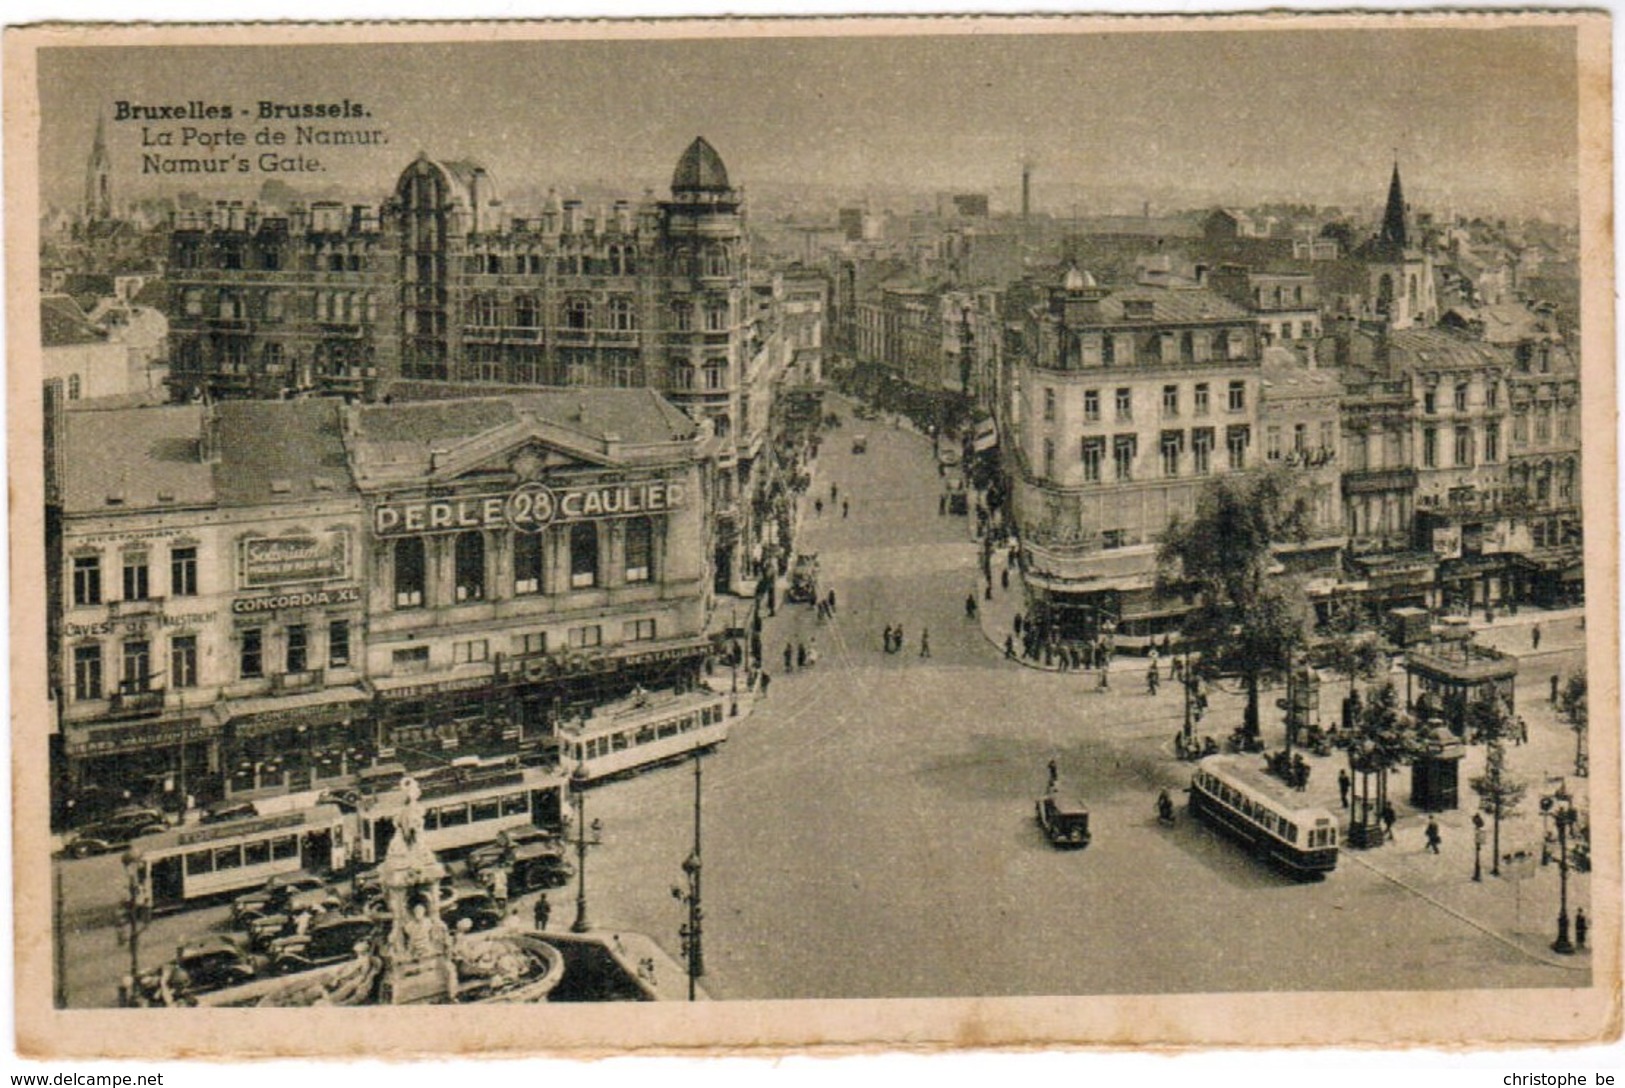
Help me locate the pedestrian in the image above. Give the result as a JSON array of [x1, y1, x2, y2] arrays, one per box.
[[1551, 674, 1560, 703], [1532, 623, 1541, 650], [759, 671, 771, 697], [1425, 816, 1441, 853], [784, 643, 794, 671], [1004, 634, 1015, 659], [939, 494, 947, 516], [965, 593, 978, 619], [1338, 769, 1351, 809], [532, 893, 551, 930], [1014, 614, 1024, 636], [1147, 664, 1160, 696], [1576, 908, 1588, 950], [842, 500, 849, 519], [895, 624, 904, 652], [830, 482, 838, 504], [797, 641, 807, 668], [1001, 567, 1010, 591], [489, 866, 508, 913], [1382, 802, 1397, 841], [1098, 665, 1110, 690], [920, 628, 931, 658], [827, 589, 837, 615], [1047, 758, 1059, 790], [1519, 716, 1529, 745], [815, 498, 823, 517]]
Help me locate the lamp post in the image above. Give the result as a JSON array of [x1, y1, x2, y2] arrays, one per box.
[[570, 761, 591, 934], [672, 745, 705, 1001], [1541, 787, 1579, 954], [1472, 813, 1485, 882]]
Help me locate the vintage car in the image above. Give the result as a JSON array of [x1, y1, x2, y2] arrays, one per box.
[[467, 826, 574, 892], [944, 472, 969, 515], [268, 916, 379, 976], [788, 552, 820, 603], [1036, 793, 1092, 848], [138, 935, 263, 1001], [851, 433, 869, 454], [229, 872, 332, 927], [63, 810, 169, 858], [440, 890, 506, 933]]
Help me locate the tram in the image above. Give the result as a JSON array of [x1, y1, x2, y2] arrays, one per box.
[[127, 804, 349, 913], [558, 688, 729, 783], [1188, 755, 1339, 878], [354, 764, 563, 865]]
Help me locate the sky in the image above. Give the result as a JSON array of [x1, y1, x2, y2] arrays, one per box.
[[36, 24, 1581, 219]]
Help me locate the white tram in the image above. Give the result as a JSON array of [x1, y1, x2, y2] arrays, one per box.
[[1188, 755, 1339, 878], [128, 804, 348, 913], [559, 688, 730, 783]]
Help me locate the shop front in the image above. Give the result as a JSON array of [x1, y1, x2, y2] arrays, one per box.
[[222, 690, 373, 797], [65, 708, 223, 810]]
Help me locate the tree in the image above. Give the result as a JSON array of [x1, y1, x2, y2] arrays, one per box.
[[1557, 668, 1588, 776], [1466, 687, 1526, 876], [1320, 595, 1386, 709], [1159, 465, 1313, 742], [1339, 680, 1430, 845]]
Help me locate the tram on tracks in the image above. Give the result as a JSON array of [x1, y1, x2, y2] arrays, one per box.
[[1188, 755, 1339, 878]]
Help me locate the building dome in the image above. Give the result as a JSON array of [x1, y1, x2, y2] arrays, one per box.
[[672, 137, 731, 193]]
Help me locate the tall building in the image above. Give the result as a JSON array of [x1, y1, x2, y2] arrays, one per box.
[[164, 137, 780, 593], [82, 114, 112, 225], [1002, 268, 1264, 640], [1354, 163, 1438, 329]]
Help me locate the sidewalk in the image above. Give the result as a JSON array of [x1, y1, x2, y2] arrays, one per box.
[[506, 890, 706, 1000]]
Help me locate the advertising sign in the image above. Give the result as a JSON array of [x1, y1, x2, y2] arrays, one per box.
[[373, 479, 686, 537], [237, 531, 351, 589]]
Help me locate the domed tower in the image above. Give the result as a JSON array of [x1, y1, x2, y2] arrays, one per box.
[[661, 137, 752, 594]]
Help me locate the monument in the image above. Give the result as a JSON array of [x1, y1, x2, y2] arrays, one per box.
[[377, 776, 457, 1004]]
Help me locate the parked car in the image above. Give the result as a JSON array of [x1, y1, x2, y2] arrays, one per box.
[[230, 872, 330, 927], [851, 433, 869, 454], [1036, 793, 1092, 848], [138, 935, 263, 1001], [440, 890, 505, 933], [468, 827, 574, 892], [244, 887, 347, 951], [788, 552, 820, 603], [64, 810, 168, 858], [268, 916, 379, 976], [200, 800, 259, 825]]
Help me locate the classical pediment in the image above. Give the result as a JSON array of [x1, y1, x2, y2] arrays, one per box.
[[430, 420, 619, 485]]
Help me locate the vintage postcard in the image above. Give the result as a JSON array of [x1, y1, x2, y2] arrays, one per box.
[[3, 13, 1617, 1058]]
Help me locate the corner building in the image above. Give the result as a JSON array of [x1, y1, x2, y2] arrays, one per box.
[[1003, 269, 1262, 641]]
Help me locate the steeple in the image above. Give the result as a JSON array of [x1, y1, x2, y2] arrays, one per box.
[[1379, 160, 1406, 250], [83, 113, 112, 224]]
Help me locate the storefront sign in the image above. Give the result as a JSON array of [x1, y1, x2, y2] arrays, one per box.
[[176, 810, 309, 846], [372, 479, 685, 538], [67, 716, 209, 757], [503, 640, 708, 683], [1431, 526, 1462, 560], [380, 674, 492, 701], [64, 610, 217, 638], [230, 700, 362, 737], [238, 532, 351, 589], [231, 585, 360, 615]]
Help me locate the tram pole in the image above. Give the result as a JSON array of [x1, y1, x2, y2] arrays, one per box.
[[674, 745, 705, 1000], [570, 762, 591, 934]]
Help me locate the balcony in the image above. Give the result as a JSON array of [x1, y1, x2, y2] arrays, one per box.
[[271, 668, 325, 693], [108, 686, 165, 718], [108, 596, 164, 618]]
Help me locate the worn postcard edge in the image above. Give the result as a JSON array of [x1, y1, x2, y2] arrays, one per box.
[[3, 11, 1618, 1059]]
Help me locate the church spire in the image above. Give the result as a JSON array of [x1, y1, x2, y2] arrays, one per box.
[[1379, 160, 1406, 250], [83, 113, 112, 224]]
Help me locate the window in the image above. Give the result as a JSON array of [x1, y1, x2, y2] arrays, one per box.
[[1042, 387, 1056, 422], [1081, 437, 1104, 483], [328, 619, 350, 668], [454, 532, 486, 602], [1113, 435, 1137, 481], [1454, 382, 1470, 412], [1454, 426, 1473, 467], [286, 624, 308, 674], [669, 301, 693, 332], [392, 646, 430, 673], [169, 546, 197, 597], [1192, 428, 1214, 475], [570, 522, 599, 589], [625, 517, 653, 583], [73, 645, 103, 701], [566, 297, 591, 330], [1424, 389, 1437, 415], [704, 301, 729, 331], [453, 639, 489, 664], [1160, 431, 1183, 478], [72, 555, 102, 607], [1194, 383, 1210, 416], [1102, 336, 1116, 365], [240, 629, 263, 679], [1042, 438, 1055, 478], [170, 634, 198, 689], [1422, 427, 1438, 468], [1266, 425, 1282, 461], [1083, 389, 1100, 422], [1115, 387, 1132, 422], [1162, 385, 1179, 418], [122, 552, 150, 601], [1558, 405, 1573, 440], [521, 632, 547, 655], [608, 297, 636, 332], [514, 532, 543, 595], [1319, 421, 1334, 453], [1227, 381, 1246, 413], [1226, 425, 1250, 470], [1293, 423, 1307, 454], [1101, 529, 1126, 550], [703, 357, 728, 390], [394, 538, 425, 608], [67, 373, 82, 400], [1484, 422, 1501, 464], [1513, 411, 1529, 447], [569, 625, 602, 649], [1486, 382, 1500, 410], [625, 619, 657, 642]]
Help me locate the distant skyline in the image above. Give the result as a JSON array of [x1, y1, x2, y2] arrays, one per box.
[[39, 25, 1580, 222]]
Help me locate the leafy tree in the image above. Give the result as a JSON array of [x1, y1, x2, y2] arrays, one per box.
[[1557, 668, 1588, 776], [1320, 595, 1387, 705], [1159, 465, 1313, 741], [1465, 687, 1525, 875], [1340, 681, 1430, 844]]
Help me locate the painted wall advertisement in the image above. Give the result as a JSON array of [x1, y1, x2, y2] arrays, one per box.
[[237, 531, 351, 589]]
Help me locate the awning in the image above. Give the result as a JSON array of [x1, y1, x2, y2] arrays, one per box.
[[65, 704, 226, 758], [226, 686, 372, 738]]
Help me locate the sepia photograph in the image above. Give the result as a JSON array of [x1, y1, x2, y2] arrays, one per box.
[[3, 12, 1617, 1057]]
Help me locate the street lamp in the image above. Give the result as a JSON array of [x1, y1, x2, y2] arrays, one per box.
[[671, 745, 706, 1001], [1541, 787, 1579, 954], [570, 761, 592, 934], [1472, 813, 1485, 882]]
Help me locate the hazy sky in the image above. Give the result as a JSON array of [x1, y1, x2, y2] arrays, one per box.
[[37, 26, 1580, 217]]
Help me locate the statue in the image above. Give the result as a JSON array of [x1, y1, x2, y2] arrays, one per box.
[[391, 775, 424, 857]]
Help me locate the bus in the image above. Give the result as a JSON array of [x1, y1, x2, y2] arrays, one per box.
[[128, 804, 349, 913], [353, 764, 565, 865], [1188, 755, 1339, 878], [559, 688, 729, 783]]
